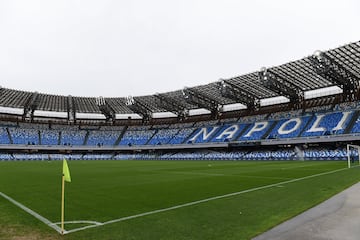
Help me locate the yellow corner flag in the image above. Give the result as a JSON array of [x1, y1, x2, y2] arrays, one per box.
[[63, 159, 71, 182], [61, 159, 71, 235]]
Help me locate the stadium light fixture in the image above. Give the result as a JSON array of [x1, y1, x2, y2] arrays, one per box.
[[313, 50, 323, 60]]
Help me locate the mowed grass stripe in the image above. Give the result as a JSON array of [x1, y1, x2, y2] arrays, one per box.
[[1, 160, 359, 240], [0, 191, 62, 233], [65, 166, 348, 234], [0, 160, 344, 222]]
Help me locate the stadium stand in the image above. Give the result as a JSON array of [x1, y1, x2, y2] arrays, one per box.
[[0, 106, 359, 147], [209, 124, 247, 142], [0, 127, 11, 144], [0, 153, 12, 161], [60, 130, 87, 146], [0, 41, 359, 161], [168, 127, 196, 144], [0, 104, 359, 150], [87, 130, 120, 146], [9, 128, 39, 145], [267, 116, 311, 139], [147, 128, 179, 145], [119, 129, 156, 146], [40, 130, 60, 145], [303, 147, 348, 160]]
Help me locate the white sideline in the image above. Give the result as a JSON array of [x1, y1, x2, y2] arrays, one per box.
[[66, 167, 348, 234], [50, 220, 103, 226], [0, 192, 62, 234], [0, 167, 349, 235]]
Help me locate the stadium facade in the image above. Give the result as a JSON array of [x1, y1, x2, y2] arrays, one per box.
[[0, 41, 359, 161]]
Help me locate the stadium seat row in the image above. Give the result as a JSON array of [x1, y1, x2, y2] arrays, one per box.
[[1, 106, 360, 147]]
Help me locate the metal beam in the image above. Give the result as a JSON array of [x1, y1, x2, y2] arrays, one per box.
[[309, 51, 360, 101], [154, 94, 188, 119], [125, 96, 152, 122], [217, 79, 260, 110], [23, 92, 40, 121], [67, 95, 76, 123], [182, 87, 221, 117], [259, 67, 304, 107], [96, 97, 116, 121]]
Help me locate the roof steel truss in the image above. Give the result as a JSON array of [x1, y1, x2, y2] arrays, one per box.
[[125, 96, 153, 121], [23, 92, 40, 120], [96, 97, 116, 121], [182, 87, 221, 116], [310, 51, 360, 100], [154, 93, 188, 118], [67, 95, 76, 122], [259, 67, 304, 105], [217, 79, 260, 110]]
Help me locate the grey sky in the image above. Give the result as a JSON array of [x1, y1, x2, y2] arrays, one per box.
[[0, 0, 359, 98]]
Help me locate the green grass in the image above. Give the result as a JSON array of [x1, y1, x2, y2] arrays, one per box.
[[0, 160, 359, 240]]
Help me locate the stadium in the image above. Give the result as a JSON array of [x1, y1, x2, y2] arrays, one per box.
[[1, 39, 360, 239], [1, 41, 360, 161], [2, 1, 360, 239]]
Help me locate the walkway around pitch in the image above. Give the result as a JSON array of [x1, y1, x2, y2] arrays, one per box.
[[253, 181, 360, 240]]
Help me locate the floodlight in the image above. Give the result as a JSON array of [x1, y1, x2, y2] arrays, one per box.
[[313, 50, 323, 60]]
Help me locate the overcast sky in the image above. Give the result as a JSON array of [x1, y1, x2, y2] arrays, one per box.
[[0, 0, 359, 98]]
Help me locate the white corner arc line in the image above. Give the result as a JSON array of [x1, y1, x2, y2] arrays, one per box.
[[65, 167, 348, 234], [0, 192, 62, 234], [50, 220, 103, 226]]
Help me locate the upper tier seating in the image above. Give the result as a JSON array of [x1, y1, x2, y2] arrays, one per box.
[[40, 130, 59, 145], [0, 101, 360, 148], [147, 129, 179, 145], [301, 111, 353, 137], [119, 130, 156, 146], [60, 130, 87, 145], [0, 127, 10, 144], [238, 121, 275, 141], [9, 128, 39, 145], [87, 130, 120, 146], [168, 127, 196, 144], [209, 124, 247, 142], [267, 116, 311, 139]]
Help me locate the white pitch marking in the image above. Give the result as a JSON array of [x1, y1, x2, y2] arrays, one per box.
[[237, 175, 292, 180], [65, 167, 348, 234], [50, 220, 103, 226], [280, 163, 321, 170], [167, 171, 225, 176], [0, 192, 62, 234]]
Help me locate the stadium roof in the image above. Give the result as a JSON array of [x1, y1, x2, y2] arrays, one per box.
[[0, 41, 359, 118]]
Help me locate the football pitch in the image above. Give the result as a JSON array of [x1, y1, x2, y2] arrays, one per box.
[[0, 160, 359, 240]]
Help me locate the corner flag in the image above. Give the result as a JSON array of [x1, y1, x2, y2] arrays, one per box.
[[63, 159, 71, 182], [61, 159, 71, 234]]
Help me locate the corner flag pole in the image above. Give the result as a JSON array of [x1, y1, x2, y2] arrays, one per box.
[[60, 159, 71, 235], [61, 174, 65, 235]]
